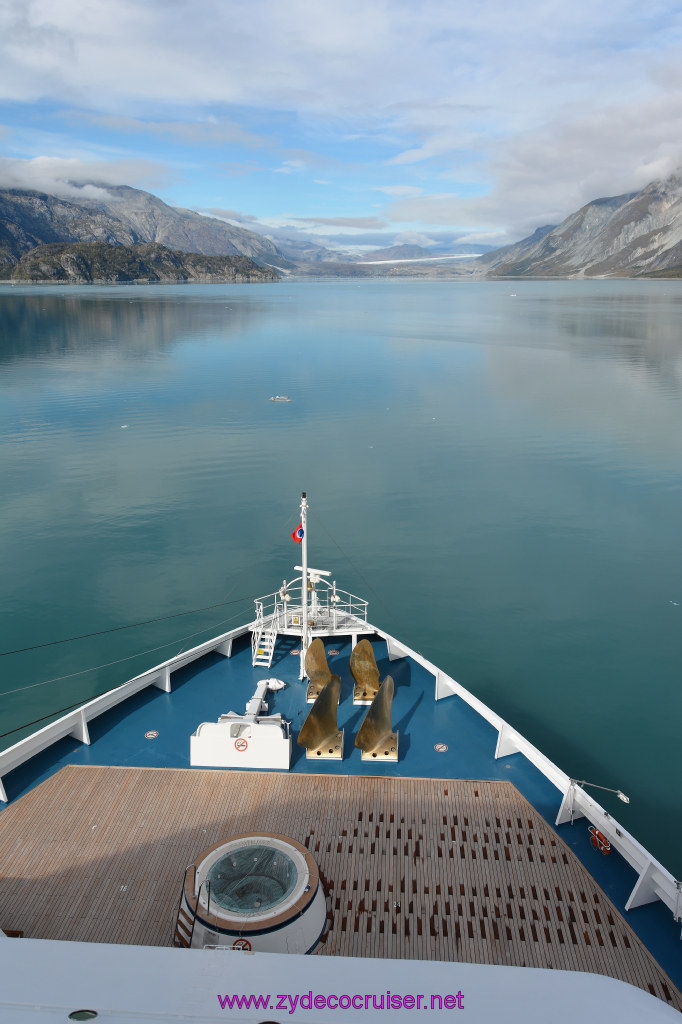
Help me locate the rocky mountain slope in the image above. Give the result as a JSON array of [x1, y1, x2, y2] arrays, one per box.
[[481, 172, 682, 277], [6, 242, 279, 284], [0, 186, 292, 276], [362, 244, 437, 261], [79, 186, 292, 266], [474, 224, 556, 272]]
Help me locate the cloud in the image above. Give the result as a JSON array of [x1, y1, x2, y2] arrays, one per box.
[[392, 231, 437, 247], [0, 156, 172, 197], [188, 211, 503, 254], [0, 0, 413, 114], [0, 0, 674, 122], [273, 151, 328, 175], [292, 215, 388, 229], [217, 162, 263, 177], [372, 185, 423, 197], [455, 230, 508, 246], [388, 136, 472, 167], [202, 207, 259, 224], [2, 0, 682, 241], [385, 86, 682, 240], [74, 113, 267, 150]]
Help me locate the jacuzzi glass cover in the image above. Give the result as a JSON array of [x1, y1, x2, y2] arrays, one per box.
[[206, 845, 299, 913]]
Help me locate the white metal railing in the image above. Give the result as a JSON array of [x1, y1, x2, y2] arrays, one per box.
[[251, 601, 264, 663], [2, 609, 680, 932], [0, 622, 249, 804], [0, 579, 367, 803], [376, 624, 682, 929], [554, 783, 682, 917], [253, 576, 368, 635]]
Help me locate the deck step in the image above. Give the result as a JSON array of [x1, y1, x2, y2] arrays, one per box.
[[251, 622, 277, 668], [172, 904, 195, 948]]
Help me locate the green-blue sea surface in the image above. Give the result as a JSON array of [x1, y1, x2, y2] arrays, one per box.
[[1, 279, 681, 875]]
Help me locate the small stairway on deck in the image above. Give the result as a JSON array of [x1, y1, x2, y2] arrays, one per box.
[[173, 865, 200, 948], [252, 619, 277, 669], [173, 902, 195, 948]]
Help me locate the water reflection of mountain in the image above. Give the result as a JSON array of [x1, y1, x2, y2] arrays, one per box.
[[0, 288, 273, 365], [522, 290, 682, 392]]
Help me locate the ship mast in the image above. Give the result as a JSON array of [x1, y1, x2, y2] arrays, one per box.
[[300, 492, 308, 680]]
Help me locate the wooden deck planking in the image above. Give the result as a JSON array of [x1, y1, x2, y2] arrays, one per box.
[[474, 784, 504, 963], [438, 781, 456, 963], [0, 765, 679, 1012], [429, 781, 445, 961], [427, 781, 438, 959], [475, 783, 499, 965]]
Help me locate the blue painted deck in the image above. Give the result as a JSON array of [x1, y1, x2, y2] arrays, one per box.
[[2, 630, 681, 990]]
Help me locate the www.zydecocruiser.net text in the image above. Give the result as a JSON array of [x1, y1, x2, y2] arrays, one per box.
[[217, 991, 465, 1013]]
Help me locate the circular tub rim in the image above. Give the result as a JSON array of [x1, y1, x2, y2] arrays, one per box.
[[184, 832, 320, 935]]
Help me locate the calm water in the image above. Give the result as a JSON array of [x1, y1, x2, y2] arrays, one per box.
[[1, 279, 681, 874]]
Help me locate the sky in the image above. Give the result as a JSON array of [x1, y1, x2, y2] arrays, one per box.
[[1, 0, 682, 252]]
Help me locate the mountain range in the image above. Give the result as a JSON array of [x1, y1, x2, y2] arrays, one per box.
[[481, 173, 682, 277], [1, 170, 682, 281], [0, 186, 292, 280]]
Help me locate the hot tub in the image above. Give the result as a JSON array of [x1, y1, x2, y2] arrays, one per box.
[[183, 833, 327, 953]]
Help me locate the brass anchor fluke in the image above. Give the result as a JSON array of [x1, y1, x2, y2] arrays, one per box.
[[298, 673, 343, 759], [355, 675, 398, 762], [305, 637, 332, 703], [350, 638, 381, 705]]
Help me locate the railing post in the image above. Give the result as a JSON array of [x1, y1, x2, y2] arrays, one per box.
[[152, 666, 171, 692], [69, 710, 91, 745], [494, 723, 520, 759], [556, 781, 584, 826], [626, 860, 660, 911]]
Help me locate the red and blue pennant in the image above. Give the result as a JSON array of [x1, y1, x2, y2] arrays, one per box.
[[291, 523, 304, 543]]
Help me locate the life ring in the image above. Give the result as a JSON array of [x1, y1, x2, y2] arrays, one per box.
[[588, 825, 611, 855]]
